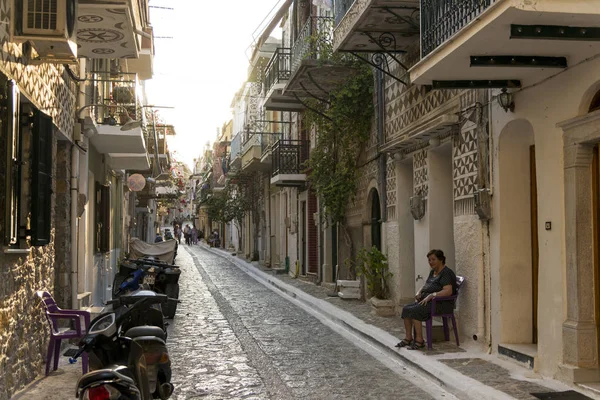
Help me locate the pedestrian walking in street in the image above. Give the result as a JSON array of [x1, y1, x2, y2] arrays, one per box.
[[191, 225, 198, 245], [184, 224, 191, 245], [396, 249, 457, 350], [174, 224, 182, 244]]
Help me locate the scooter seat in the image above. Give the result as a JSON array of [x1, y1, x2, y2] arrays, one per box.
[[77, 366, 135, 389], [125, 325, 166, 340]]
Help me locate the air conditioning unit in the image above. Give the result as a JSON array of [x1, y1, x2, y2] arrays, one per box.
[[11, 0, 78, 63]]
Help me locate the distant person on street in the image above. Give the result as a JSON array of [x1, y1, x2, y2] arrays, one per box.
[[174, 224, 182, 244], [191, 225, 198, 245], [154, 232, 163, 243], [184, 224, 191, 245]]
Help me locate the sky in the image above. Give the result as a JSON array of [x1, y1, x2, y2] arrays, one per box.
[[145, 0, 284, 169]]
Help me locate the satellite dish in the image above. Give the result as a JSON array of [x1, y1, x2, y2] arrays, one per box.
[[127, 173, 146, 191]]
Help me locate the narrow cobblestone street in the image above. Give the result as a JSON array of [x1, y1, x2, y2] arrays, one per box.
[[167, 245, 455, 400]]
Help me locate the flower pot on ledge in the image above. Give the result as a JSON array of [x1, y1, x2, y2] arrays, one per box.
[[370, 297, 395, 317]]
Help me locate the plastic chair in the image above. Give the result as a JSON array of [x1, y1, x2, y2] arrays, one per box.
[[36, 291, 90, 376], [417, 276, 465, 350]]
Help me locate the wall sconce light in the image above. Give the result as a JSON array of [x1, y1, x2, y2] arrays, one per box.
[[497, 88, 514, 112], [473, 186, 492, 221], [410, 195, 426, 220]]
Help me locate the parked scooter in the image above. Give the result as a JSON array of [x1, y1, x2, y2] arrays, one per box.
[[113, 257, 180, 319], [70, 292, 175, 399]]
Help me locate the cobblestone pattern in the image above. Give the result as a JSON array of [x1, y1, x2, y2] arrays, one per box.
[[439, 358, 553, 399], [167, 249, 266, 399], [175, 246, 437, 399]]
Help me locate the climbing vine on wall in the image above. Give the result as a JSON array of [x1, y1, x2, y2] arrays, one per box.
[[304, 62, 374, 225]]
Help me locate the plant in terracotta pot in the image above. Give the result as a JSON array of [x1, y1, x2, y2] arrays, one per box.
[[356, 246, 395, 316]]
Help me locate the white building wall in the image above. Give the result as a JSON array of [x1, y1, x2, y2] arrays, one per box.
[[489, 56, 600, 378]]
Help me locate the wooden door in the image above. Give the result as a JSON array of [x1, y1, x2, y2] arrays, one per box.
[[530, 145, 539, 344]]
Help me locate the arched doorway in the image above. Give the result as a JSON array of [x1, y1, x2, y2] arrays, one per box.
[[369, 189, 381, 250], [497, 119, 537, 345]]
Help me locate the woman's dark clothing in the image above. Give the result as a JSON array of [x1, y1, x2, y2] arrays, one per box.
[[401, 266, 457, 321]]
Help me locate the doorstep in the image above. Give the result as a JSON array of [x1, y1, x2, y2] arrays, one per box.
[[498, 343, 537, 370]]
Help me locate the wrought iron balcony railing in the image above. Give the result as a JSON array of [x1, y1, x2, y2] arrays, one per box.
[[291, 16, 334, 76], [272, 140, 309, 176], [259, 119, 291, 155], [334, 0, 356, 25], [87, 69, 141, 125], [263, 48, 291, 95], [421, 0, 496, 57]]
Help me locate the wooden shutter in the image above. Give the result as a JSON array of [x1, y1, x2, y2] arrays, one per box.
[[3, 80, 20, 245], [31, 111, 53, 246]]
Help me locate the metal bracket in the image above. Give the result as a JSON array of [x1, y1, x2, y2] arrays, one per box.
[[350, 51, 407, 86], [511, 24, 600, 41]]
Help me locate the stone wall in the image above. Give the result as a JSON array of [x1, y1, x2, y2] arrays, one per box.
[[0, 136, 60, 399]]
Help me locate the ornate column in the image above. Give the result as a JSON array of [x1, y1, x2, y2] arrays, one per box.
[[558, 111, 600, 382]]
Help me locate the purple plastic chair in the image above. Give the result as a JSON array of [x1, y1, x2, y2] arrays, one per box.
[[36, 291, 90, 376], [416, 276, 465, 350]]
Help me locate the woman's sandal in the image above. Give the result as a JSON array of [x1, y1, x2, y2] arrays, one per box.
[[395, 339, 412, 348], [407, 340, 425, 350]]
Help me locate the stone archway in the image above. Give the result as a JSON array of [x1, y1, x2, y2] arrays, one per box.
[[497, 119, 536, 345]]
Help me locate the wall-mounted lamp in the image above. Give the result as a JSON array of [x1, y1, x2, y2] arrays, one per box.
[[409, 195, 426, 220], [473, 186, 492, 221], [77, 104, 142, 131], [497, 88, 514, 113]]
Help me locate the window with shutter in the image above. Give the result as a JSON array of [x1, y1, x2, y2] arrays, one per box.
[[3, 80, 21, 246], [31, 111, 53, 246], [95, 182, 110, 253]]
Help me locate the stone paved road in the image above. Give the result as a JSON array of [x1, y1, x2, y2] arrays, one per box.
[[167, 245, 455, 400]]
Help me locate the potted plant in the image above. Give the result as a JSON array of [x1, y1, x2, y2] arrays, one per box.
[[356, 246, 394, 316]]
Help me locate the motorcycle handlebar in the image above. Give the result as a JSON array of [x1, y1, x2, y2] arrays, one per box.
[[127, 258, 178, 268]]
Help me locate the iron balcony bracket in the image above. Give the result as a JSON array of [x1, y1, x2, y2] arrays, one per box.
[[377, 6, 420, 31], [292, 92, 333, 122], [350, 51, 407, 86]]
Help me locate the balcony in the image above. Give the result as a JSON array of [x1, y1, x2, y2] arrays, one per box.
[[258, 119, 290, 166], [410, 0, 600, 87], [106, 153, 150, 171], [125, 26, 154, 80], [271, 140, 309, 187], [76, 0, 149, 59], [263, 48, 303, 112], [333, 0, 419, 53], [285, 16, 358, 97], [229, 132, 242, 170], [241, 133, 266, 172]]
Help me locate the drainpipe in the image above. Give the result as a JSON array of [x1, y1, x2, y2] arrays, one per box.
[[71, 59, 87, 309], [71, 139, 79, 309]]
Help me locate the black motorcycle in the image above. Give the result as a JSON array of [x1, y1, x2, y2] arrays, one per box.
[[113, 257, 180, 319], [71, 292, 175, 400]]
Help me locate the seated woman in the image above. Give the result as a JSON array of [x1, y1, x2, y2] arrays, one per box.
[[396, 249, 457, 350]]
